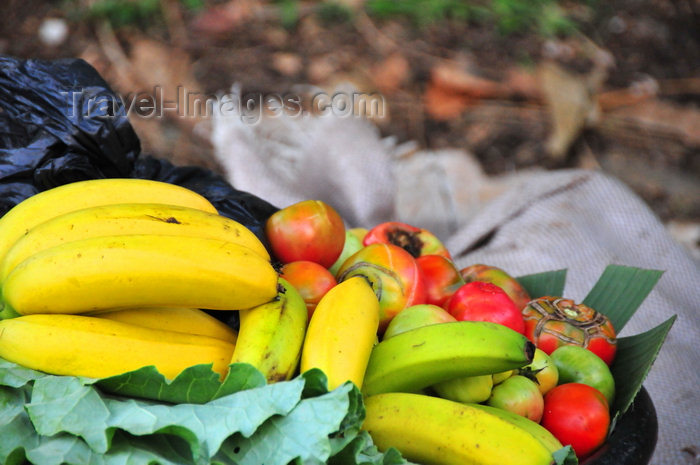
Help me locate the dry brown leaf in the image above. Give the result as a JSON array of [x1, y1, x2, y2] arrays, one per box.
[[370, 53, 410, 94], [190, 0, 260, 35], [539, 60, 602, 159], [127, 37, 202, 115], [504, 66, 542, 101], [423, 81, 472, 120], [272, 52, 303, 77], [431, 62, 509, 99]]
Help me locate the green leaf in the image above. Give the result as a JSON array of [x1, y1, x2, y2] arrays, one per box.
[[95, 362, 266, 404], [516, 269, 567, 299], [552, 445, 578, 465], [217, 383, 359, 465], [0, 358, 48, 389], [27, 374, 307, 459], [0, 386, 39, 465], [582, 265, 664, 332], [610, 315, 676, 415], [27, 376, 113, 453], [329, 431, 412, 465]]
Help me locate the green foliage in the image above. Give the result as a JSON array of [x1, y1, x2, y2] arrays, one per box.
[[64, 0, 205, 29], [277, 0, 300, 29], [366, 0, 578, 36], [0, 362, 409, 465], [318, 1, 355, 25]]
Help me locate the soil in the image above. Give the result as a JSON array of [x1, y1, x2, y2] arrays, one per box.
[[1, 0, 698, 233]]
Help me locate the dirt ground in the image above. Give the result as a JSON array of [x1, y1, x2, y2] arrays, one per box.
[[1, 0, 698, 253]]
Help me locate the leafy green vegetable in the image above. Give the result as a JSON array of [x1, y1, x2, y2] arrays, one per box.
[[0, 364, 374, 465]]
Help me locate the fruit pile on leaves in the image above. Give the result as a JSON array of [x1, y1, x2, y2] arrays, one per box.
[[0, 179, 675, 465]]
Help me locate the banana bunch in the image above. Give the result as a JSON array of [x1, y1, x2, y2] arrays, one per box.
[[0, 178, 287, 381]]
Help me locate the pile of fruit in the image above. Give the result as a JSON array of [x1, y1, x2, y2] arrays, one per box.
[[0, 178, 626, 465]]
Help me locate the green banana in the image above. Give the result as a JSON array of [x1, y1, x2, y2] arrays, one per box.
[[362, 392, 557, 465], [0, 202, 270, 285], [2, 234, 278, 316], [231, 279, 308, 382], [362, 321, 535, 396], [0, 178, 217, 267]]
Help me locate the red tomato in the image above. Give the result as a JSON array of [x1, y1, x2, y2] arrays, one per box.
[[447, 281, 526, 334], [280, 261, 337, 319], [336, 243, 426, 332], [415, 254, 465, 308], [460, 264, 532, 311], [363, 221, 451, 259], [522, 297, 617, 366], [265, 200, 345, 267], [541, 383, 610, 459]]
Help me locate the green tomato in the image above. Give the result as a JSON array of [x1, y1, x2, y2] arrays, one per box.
[[487, 375, 544, 422], [432, 374, 494, 403], [383, 304, 456, 340], [328, 229, 365, 277], [550, 345, 615, 405], [519, 348, 559, 395]]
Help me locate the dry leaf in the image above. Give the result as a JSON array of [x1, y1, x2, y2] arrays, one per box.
[[272, 52, 303, 77], [370, 53, 410, 95], [423, 81, 472, 120], [190, 0, 260, 35], [431, 62, 509, 99], [539, 61, 602, 159]]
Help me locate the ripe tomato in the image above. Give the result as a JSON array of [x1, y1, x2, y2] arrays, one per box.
[[363, 221, 451, 258], [447, 281, 525, 334], [415, 254, 465, 308], [460, 264, 532, 310], [541, 383, 610, 459], [280, 260, 337, 319], [336, 243, 426, 332], [265, 199, 345, 267], [522, 296, 617, 366]]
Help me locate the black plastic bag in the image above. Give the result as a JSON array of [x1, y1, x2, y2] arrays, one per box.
[[0, 55, 278, 242]]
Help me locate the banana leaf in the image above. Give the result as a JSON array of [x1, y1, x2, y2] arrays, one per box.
[[516, 265, 675, 418]]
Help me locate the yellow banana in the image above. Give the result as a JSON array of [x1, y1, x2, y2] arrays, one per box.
[[95, 307, 238, 343], [0, 178, 217, 266], [2, 235, 278, 316], [0, 314, 235, 380], [300, 277, 379, 390], [362, 321, 535, 397], [231, 278, 308, 382], [0, 202, 269, 283], [362, 392, 556, 465], [469, 403, 564, 454]]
